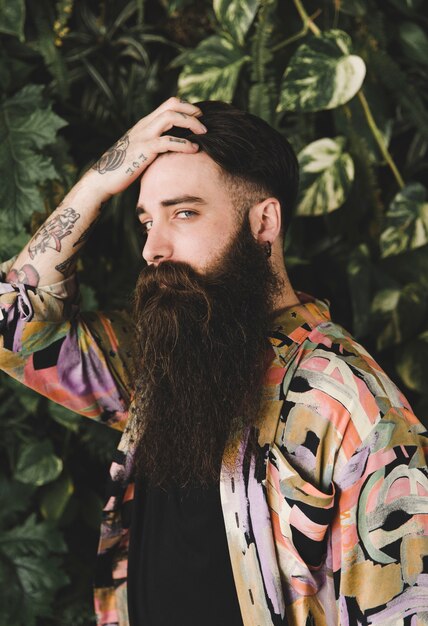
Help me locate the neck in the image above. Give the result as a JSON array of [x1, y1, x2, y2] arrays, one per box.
[[271, 246, 300, 312]]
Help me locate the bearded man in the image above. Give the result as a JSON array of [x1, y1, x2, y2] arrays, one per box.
[[1, 98, 427, 626]]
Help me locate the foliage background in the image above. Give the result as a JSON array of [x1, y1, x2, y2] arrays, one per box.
[[0, 0, 427, 623]]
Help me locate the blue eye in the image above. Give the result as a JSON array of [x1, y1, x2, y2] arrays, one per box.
[[176, 210, 196, 219]]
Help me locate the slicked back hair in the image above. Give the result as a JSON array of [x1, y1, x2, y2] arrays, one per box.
[[167, 100, 299, 236]]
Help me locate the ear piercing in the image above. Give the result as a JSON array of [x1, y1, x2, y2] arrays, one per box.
[[264, 241, 272, 258]]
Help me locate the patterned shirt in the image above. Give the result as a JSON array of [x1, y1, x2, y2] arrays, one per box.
[[1, 256, 427, 626]]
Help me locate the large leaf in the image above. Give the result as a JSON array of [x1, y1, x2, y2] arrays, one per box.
[[396, 330, 428, 393], [0, 514, 67, 625], [214, 0, 260, 46], [177, 35, 250, 102], [0, 0, 25, 40], [40, 473, 74, 521], [296, 137, 354, 216], [380, 183, 428, 258], [371, 283, 427, 350], [0, 85, 67, 227], [278, 30, 366, 112], [15, 441, 63, 486]]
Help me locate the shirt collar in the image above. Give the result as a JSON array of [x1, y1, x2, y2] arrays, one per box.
[[268, 292, 331, 365]]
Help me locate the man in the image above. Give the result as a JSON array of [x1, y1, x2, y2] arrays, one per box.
[[0, 98, 427, 626]]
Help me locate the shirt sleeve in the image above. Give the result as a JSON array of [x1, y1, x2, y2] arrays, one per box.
[[333, 404, 428, 623], [0, 257, 134, 430], [272, 343, 428, 623]]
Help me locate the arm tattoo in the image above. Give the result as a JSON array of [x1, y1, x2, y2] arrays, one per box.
[[28, 207, 80, 259], [125, 152, 148, 177], [92, 133, 130, 174], [72, 215, 101, 248], [6, 264, 40, 288], [55, 251, 80, 277]]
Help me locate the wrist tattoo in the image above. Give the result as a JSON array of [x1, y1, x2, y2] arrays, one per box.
[[28, 207, 80, 259], [6, 264, 40, 288], [125, 152, 148, 177], [92, 133, 130, 174]]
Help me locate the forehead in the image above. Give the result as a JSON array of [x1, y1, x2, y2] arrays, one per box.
[[138, 152, 232, 208]]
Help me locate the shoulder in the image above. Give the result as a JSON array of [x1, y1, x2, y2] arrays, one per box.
[[275, 320, 419, 485]]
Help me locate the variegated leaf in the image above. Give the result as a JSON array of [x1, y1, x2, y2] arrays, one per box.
[[214, 0, 260, 46], [380, 183, 428, 258], [371, 284, 427, 350], [177, 35, 250, 102], [277, 30, 366, 112], [296, 137, 354, 216]]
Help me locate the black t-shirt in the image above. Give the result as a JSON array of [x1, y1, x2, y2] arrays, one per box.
[[127, 476, 244, 626]]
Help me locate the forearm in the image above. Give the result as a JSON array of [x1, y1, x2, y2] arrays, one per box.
[[5, 97, 205, 289], [6, 172, 107, 288]]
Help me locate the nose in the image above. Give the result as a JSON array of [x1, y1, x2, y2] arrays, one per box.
[[142, 225, 174, 265]]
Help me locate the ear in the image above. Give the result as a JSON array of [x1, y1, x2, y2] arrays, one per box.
[[248, 198, 282, 244]]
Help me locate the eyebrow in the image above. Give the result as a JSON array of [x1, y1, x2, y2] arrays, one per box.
[[136, 195, 207, 217]]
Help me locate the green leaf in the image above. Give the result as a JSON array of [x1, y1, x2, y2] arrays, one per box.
[[277, 30, 366, 113], [28, 2, 70, 99], [0, 85, 67, 227], [296, 137, 354, 216], [15, 441, 63, 486], [380, 183, 428, 258], [399, 22, 428, 66], [336, 0, 367, 15], [177, 35, 250, 102], [396, 330, 428, 393], [40, 473, 74, 521], [371, 283, 427, 350], [0, 477, 36, 527], [0, 514, 67, 624], [248, 81, 276, 124], [0, 0, 25, 40], [0, 222, 30, 261], [214, 0, 260, 46], [48, 401, 81, 433]]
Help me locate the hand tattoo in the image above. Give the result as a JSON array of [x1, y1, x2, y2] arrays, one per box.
[[168, 137, 187, 144], [92, 133, 130, 174], [6, 264, 40, 287], [55, 251, 80, 277], [28, 207, 80, 259], [125, 152, 148, 177]]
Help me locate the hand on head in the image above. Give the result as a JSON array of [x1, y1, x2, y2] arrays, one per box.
[[87, 97, 207, 202]]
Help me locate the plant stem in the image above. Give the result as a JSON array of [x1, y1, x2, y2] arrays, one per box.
[[293, 0, 321, 36], [293, 0, 405, 190], [271, 10, 321, 52], [357, 91, 405, 189]]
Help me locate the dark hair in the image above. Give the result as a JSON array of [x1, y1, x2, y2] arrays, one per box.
[[168, 101, 299, 235]]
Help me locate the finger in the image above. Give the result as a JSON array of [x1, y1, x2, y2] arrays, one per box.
[[148, 109, 207, 137], [134, 97, 203, 132], [158, 96, 203, 117], [153, 136, 200, 155]]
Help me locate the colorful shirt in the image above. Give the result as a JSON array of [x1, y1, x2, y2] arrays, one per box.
[[1, 256, 427, 626]]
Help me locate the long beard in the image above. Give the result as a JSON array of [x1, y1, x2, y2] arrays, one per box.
[[131, 217, 282, 488]]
